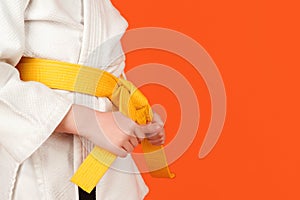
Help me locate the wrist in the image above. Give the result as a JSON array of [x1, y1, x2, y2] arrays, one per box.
[[55, 104, 78, 134]]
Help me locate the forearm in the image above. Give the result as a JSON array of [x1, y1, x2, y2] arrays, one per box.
[[55, 104, 80, 135], [55, 103, 165, 157]]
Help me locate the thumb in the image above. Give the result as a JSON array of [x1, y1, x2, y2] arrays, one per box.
[[134, 123, 163, 139]]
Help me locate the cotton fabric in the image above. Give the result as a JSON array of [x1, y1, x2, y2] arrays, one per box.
[[0, 0, 149, 199]]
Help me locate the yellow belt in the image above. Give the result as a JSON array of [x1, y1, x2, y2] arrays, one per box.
[[17, 57, 174, 193]]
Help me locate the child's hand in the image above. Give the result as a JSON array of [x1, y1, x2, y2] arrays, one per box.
[[144, 112, 166, 146], [55, 104, 162, 157]]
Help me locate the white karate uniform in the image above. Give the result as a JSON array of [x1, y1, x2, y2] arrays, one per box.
[[0, 0, 149, 199]]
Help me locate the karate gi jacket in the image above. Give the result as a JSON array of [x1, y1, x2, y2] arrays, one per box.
[[0, 0, 149, 199]]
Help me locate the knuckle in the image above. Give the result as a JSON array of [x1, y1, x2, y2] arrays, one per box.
[[121, 134, 130, 142], [116, 139, 125, 147], [118, 152, 127, 158], [158, 132, 164, 137], [128, 148, 133, 153]]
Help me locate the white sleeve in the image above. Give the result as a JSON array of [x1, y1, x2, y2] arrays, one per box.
[[0, 0, 73, 163]]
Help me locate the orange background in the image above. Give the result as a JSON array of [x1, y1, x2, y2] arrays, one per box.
[[113, 0, 300, 199]]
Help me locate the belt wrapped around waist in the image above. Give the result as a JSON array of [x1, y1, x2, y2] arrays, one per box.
[[17, 57, 175, 193]]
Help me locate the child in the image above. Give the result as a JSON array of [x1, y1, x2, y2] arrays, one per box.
[[0, 0, 165, 199]]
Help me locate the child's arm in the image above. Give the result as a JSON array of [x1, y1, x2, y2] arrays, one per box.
[[0, 0, 73, 164], [55, 104, 165, 157]]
